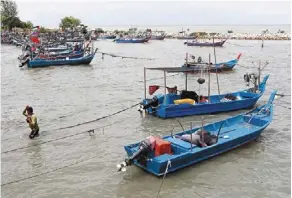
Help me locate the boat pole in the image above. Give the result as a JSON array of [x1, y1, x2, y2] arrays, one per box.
[[185, 53, 188, 90], [190, 122, 193, 151], [164, 70, 167, 104], [258, 61, 261, 88], [201, 116, 204, 144], [144, 67, 146, 100], [213, 37, 221, 95], [208, 54, 211, 103]]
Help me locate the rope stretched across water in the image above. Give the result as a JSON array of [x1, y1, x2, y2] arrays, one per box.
[[1, 154, 98, 186], [2, 103, 140, 154], [97, 51, 155, 60]]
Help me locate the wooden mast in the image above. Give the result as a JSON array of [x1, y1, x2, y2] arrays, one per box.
[[208, 54, 211, 103], [144, 67, 146, 100], [213, 37, 221, 96]]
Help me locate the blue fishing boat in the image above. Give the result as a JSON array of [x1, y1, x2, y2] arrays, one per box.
[[185, 39, 227, 47], [36, 50, 85, 60], [23, 49, 97, 68], [139, 67, 269, 118], [119, 91, 276, 176], [99, 35, 117, 39], [114, 37, 150, 43], [182, 53, 242, 73]]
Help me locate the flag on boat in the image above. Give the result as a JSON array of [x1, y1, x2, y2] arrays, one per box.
[[149, 85, 160, 95], [237, 53, 242, 60], [30, 26, 40, 43]]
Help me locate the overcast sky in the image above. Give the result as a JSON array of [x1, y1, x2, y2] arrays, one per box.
[[15, 0, 291, 28]]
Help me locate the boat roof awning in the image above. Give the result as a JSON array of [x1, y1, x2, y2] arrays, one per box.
[[146, 66, 210, 73]]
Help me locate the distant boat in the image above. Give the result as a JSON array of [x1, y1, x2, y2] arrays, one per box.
[[99, 35, 117, 39], [182, 53, 242, 73], [150, 35, 165, 40], [150, 31, 166, 40], [114, 37, 150, 43], [185, 39, 227, 47]]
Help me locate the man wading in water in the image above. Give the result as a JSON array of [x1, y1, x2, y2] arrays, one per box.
[[23, 105, 39, 139]]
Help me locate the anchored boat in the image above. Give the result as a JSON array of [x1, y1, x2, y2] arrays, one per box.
[[114, 37, 150, 43], [182, 53, 242, 73], [139, 66, 269, 118], [184, 39, 227, 47], [119, 91, 276, 176], [20, 49, 97, 68]]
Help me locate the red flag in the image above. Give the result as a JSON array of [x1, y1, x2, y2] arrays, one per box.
[[237, 53, 242, 60], [149, 85, 159, 95]]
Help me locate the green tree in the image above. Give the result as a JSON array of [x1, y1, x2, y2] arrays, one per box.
[[1, 0, 19, 29], [59, 16, 81, 30], [25, 21, 33, 29]]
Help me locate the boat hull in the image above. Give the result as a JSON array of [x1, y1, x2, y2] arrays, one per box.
[[114, 37, 150, 43], [150, 36, 165, 40], [182, 59, 238, 73], [142, 75, 269, 118], [185, 40, 226, 47], [125, 91, 276, 176], [27, 50, 97, 68]]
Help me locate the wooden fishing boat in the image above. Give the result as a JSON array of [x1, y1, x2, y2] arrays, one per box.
[[23, 49, 97, 68], [150, 35, 165, 40], [182, 53, 242, 73], [139, 67, 269, 118], [185, 39, 227, 47], [121, 91, 276, 176], [114, 37, 150, 43]]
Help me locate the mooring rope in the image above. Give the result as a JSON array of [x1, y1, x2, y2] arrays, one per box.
[[156, 160, 171, 198], [1, 154, 98, 186], [51, 102, 140, 131], [225, 41, 255, 48], [97, 51, 155, 60], [2, 103, 140, 154]]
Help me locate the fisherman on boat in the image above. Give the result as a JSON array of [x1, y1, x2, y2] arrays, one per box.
[[22, 105, 40, 139]]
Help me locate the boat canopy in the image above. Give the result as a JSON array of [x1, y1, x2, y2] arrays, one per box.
[[146, 66, 210, 73]]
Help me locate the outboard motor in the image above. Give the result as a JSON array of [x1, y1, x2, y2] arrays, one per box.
[[138, 96, 160, 113], [117, 137, 155, 172]]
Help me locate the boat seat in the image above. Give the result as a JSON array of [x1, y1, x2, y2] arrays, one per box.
[[165, 137, 196, 150]]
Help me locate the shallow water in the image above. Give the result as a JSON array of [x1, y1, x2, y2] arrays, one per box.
[[1, 37, 291, 198]]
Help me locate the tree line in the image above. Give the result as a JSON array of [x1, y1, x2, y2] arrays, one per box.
[[1, 0, 87, 33]]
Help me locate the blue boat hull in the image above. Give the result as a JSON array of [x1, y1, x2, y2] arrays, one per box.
[[27, 50, 97, 68], [99, 35, 116, 39], [114, 37, 150, 43], [124, 91, 276, 176], [182, 58, 239, 73], [185, 40, 227, 47], [141, 75, 269, 118]]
